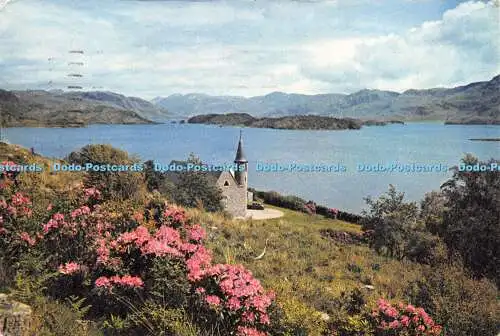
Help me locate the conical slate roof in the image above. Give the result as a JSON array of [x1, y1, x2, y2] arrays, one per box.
[[234, 130, 248, 163]]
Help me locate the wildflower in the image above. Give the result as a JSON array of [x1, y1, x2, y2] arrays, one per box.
[[19, 232, 36, 246], [388, 320, 400, 329], [241, 311, 256, 323], [187, 224, 206, 241], [95, 276, 112, 288], [205, 295, 221, 306], [406, 304, 416, 314], [259, 313, 270, 325], [84, 188, 101, 200], [115, 275, 144, 288], [58, 262, 81, 275], [236, 326, 267, 336], [226, 296, 242, 311]]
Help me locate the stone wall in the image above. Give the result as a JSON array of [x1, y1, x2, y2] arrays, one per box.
[[217, 172, 247, 218]]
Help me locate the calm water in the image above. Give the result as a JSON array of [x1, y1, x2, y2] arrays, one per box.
[[4, 123, 499, 214]]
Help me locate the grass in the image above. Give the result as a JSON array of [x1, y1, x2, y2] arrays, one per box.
[[187, 205, 427, 334]]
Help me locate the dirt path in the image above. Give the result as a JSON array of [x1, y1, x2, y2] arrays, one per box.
[[246, 208, 284, 220]]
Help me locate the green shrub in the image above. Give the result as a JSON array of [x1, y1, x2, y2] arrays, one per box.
[[440, 155, 500, 285], [67, 144, 145, 201], [404, 265, 500, 336]]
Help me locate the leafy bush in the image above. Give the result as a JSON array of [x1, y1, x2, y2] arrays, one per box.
[[155, 154, 224, 213], [440, 155, 500, 285], [361, 185, 420, 259], [0, 175, 276, 335], [404, 265, 500, 336], [255, 190, 308, 212], [67, 144, 145, 201], [370, 299, 442, 335]]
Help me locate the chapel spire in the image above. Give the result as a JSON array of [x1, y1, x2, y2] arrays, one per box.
[[234, 129, 248, 163]]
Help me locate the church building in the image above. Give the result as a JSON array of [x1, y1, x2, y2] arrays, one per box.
[[214, 132, 251, 218]]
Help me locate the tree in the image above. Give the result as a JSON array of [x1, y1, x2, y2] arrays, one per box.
[[361, 185, 420, 259], [440, 154, 500, 285], [420, 191, 447, 235], [167, 154, 223, 213]]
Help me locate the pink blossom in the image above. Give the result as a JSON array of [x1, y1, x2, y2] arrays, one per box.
[[406, 304, 416, 314], [236, 326, 267, 336], [163, 206, 186, 223], [187, 224, 206, 241], [388, 320, 400, 329], [95, 276, 112, 288], [241, 311, 256, 323], [114, 275, 144, 288], [226, 297, 242, 311], [19, 232, 36, 246], [259, 313, 270, 325], [84, 187, 101, 200], [58, 262, 81, 275], [205, 295, 221, 306]]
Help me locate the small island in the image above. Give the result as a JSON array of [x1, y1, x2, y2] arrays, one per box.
[[469, 138, 500, 142], [187, 113, 404, 130]]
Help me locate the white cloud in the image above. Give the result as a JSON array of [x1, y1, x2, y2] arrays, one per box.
[[0, 0, 498, 98], [300, 1, 500, 92]]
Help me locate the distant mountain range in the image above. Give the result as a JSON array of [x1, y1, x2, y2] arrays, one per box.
[[1, 75, 498, 127], [0, 89, 170, 127], [153, 75, 500, 123]]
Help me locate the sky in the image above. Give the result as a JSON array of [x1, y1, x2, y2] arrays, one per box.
[[0, 0, 499, 99]]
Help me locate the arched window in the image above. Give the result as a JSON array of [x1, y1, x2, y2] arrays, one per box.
[[224, 180, 230, 186]]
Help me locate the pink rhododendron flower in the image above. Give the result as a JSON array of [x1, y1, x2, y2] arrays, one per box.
[[95, 276, 112, 288], [226, 296, 242, 311], [58, 262, 81, 275], [84, 187, 101, 200], [373, 299, 442, 335], [236, 326, 267, 336], [19, 232, 36, 246], [205, 295, 221, 306], [187, 224, 206, 241]]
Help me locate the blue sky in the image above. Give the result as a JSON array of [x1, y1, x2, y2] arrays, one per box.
[[0, 0, 498, 99]]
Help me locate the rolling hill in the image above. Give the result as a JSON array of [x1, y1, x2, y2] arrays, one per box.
[[0, 89, 170, 127]]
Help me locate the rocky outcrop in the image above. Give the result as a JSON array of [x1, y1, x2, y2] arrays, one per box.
[[0, 294, 32, 336]]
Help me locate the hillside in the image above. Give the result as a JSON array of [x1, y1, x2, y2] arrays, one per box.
[[154, 75, 500, 123], [0, 143, 498, 336], [0, 89, 167, 127]]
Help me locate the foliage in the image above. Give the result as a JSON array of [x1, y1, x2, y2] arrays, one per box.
[[162, 154, 224, 212], [0, 171, 275, 335], [404, 265, 500, 336], [361, 185, 420, 259], [67, 144, 145, 201], [419, 191, 447, 236], [370, 299, 442, 335], [254, 190, 308, 212], [440, 154, 500, 285], [1, 145, 499, 336]]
